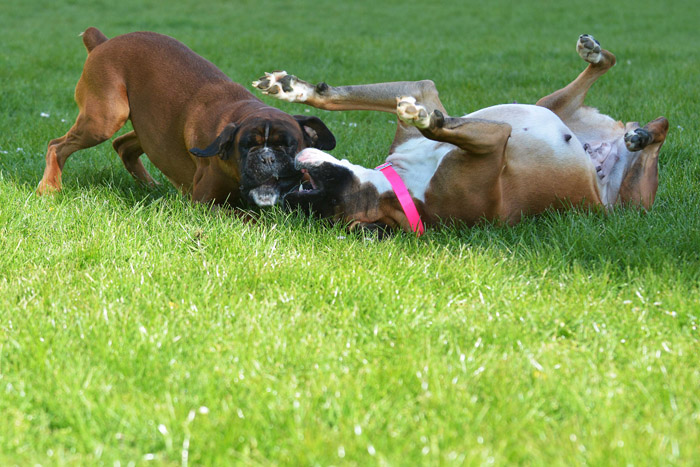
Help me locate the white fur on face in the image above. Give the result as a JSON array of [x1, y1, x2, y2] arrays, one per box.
[[249, 186, 279, 206], [296, 148, 392, 193]]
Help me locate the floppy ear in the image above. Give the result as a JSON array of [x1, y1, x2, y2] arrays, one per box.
[[294, 115, 336, 150], [189, 123, 239, 160]]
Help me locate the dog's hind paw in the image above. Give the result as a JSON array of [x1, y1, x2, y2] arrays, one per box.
[[396, 96, 432, 129], [577, 34, 602, 64], [252, 71, 314, 103], [624, 128, 653, 151]]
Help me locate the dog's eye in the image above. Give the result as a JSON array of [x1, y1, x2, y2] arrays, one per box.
[[270, 137, 295, 148], [243, 134, 266, 147]]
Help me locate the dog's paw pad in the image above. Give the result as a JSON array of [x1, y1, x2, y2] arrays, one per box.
[[624, 128, 653, 151], [396, 96, 431, 129], [252, 71, 312, 102], [577, 34, 602, 64], [253, 70, 286, 90]]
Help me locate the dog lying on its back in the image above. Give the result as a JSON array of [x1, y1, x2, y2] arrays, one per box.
[[38, 27, 336, 207], [254, 35, 668, 233]]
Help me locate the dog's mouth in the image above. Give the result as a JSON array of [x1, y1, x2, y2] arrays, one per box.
[[286, 169, 321, 196], [285, 169, 322, 196], [247, 174, 300, 207]]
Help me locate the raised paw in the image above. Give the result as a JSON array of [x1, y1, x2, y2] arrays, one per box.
[[252, 71, 314, 103], [396, 96, 432, 129], [624, 128, 653, 151], [577, 34, 602, 64]]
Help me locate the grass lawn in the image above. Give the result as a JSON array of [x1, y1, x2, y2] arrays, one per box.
[[2, 0, 700, 464]]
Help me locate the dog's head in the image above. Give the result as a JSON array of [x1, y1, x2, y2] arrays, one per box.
[[284, 148, 406, 234], [190, 112, 335, 207]]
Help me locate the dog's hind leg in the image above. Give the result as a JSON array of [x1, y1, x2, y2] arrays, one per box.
[[396, 97, 511, 156], [112, 131, 158, 185], [535, 34, 616, 123], [624, 117, 669, 153], [618, 117, 669, 209], [38, 73, 130, 195]]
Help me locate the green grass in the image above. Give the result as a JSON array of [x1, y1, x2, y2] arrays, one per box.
[[2, 0, 700, 464]]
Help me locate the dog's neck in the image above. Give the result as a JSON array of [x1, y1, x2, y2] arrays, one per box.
[[385, 137, 454, 203]]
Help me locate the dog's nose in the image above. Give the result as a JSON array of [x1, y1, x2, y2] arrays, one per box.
[[259, 148, 275, 165]]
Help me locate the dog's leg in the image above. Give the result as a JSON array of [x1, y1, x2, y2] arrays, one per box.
[[535, 34, 616, 122], [254, 71, 448, 147], [618, 117, 669, 209], [38, 76, 130, 195], [394, 98, 516, 223], [254, 71, 446, 114], [623, 117, 669, 152], [112, 131, 158, 185], [396, 97, 511, 156]]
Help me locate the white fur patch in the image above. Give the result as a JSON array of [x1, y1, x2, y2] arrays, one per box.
[[249, 186, 279, 206], [396, 96, 431, 129], [296, 148, 339, 166], [386, 138, 454, 202], [296, 148, 391, 192], [576, 35, 603, 64], [252, 71, 313, 103]]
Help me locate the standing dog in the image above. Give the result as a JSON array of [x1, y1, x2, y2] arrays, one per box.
[[37, 27, 335, 207], [253, 35, 668, 232]]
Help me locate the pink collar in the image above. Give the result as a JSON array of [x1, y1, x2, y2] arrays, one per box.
[[376, 162, 425, 236]]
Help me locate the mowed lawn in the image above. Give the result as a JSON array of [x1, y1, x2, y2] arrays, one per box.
[[1, 0, 700, 464]]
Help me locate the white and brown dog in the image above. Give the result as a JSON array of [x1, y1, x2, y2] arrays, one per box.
[[253, 35, 668, 233]]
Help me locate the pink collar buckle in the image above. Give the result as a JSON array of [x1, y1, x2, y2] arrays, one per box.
[[375, 162, 425, 236]]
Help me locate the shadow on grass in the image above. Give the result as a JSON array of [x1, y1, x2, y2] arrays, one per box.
[[3, 152, 698, 281], [430, 203, 700, 279], [1, 152, 178, 207]]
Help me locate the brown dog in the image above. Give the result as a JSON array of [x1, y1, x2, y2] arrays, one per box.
[[37, 27, 335, 207]]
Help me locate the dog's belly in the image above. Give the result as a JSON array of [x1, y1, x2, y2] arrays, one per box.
[[465, 104, 592, 170], [426, 104, 602, 224], [475, 104, 602, 219]]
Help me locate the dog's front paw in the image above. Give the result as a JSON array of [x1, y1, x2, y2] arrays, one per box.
[[252, 71, 313, 103], [577, 34, 602, 64], [396, 96, 432, 129], [624, 128, 653, 151]]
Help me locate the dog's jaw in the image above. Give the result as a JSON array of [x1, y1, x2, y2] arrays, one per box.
[[249, 185, 279, 206]]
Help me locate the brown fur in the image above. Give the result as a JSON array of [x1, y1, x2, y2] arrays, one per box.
[[38, 28, 332, 206]]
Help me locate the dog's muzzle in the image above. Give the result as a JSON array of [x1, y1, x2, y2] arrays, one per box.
[[244, 147, 299, 207]]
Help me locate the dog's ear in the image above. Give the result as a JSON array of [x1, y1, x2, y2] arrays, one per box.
[[294, 115, 336, 150], [189, 123, 239, 160]]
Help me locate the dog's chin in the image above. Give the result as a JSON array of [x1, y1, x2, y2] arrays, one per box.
[[245, 173, 300, 207], [248, 183, 281, 207]]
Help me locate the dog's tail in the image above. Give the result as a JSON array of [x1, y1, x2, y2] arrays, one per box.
[[80, 27, 109, 53]]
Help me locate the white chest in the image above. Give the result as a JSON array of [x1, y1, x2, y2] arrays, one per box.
[[386, 138, 454, 202]]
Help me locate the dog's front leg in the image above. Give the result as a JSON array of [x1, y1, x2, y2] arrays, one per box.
[[191, 165, 241, 206], [253, 71, 446, 115]]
